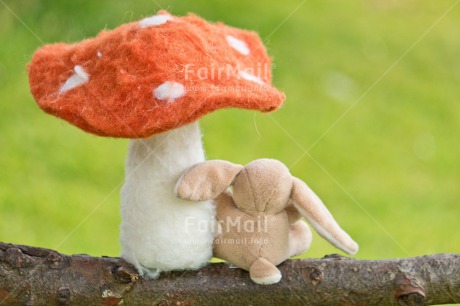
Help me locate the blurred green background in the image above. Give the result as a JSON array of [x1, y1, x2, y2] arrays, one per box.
[[0, 0, 459, 263]]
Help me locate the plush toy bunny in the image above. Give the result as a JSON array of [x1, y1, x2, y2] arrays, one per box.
[[175, 158, 359, 285]]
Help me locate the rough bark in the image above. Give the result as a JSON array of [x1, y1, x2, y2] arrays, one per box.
[[0, 242, 459, 305]]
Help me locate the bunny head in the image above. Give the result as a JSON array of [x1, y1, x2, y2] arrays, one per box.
[[232, 159, 292, 213]]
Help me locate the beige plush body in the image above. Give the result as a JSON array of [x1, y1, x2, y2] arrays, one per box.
[[175, 159, 358, 285], [213, 192, 312, 284]]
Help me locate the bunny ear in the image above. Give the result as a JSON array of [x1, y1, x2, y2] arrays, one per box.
[[175, 160, 243, 201], [290, 177, 359, 255]]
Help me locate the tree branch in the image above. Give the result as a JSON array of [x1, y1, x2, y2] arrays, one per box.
[[0, 242, 459, 305]]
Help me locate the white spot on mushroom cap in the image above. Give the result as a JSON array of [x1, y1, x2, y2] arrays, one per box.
[[154, 81, 185, 102], [59, 65, 89, 94], [97, 51, 102, 58], [226, 35, 250, 55], [239, 71, 265, 85], [139, 14, 173, 28]]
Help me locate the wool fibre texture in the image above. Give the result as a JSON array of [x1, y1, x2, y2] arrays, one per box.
[[120, 123, 215, 275], [28, 11, 286, 138]]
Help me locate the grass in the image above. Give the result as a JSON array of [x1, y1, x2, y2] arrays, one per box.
[[1, 0, 459, 267]]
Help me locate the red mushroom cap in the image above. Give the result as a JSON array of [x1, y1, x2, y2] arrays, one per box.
[[28, 11, 286, 138]]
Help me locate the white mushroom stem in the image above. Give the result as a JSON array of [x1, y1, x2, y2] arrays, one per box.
[[120, 122, 215, 278]]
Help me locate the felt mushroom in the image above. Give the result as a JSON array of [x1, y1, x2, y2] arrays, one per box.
[[27, 11, 285, 278]]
